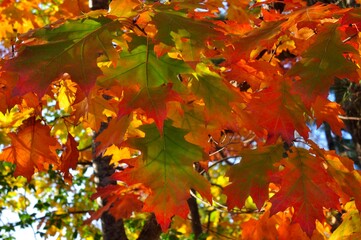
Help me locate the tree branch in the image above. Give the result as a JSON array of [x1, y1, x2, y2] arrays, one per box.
[[137, 213, 162, 240], [187, 189, 203, 238]]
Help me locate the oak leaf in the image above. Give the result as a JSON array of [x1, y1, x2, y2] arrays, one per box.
[[95, 115, 131, 154], [74, 90, 117, 131], [312, 96, 345, 136], [310, 143, 361, 210], [88, 184, 144, 223], [241, 209, 279, 240], [108, 0, 139, 18], [0, 121, 61, 180], [270, 147, 341, 236], [289, 23, 358, 105], [191, 64, 239, 122], [118, 83, 182, 132], [2, 17, 120, 96], [98, 37, 193, 92], [152, 7, 223, 57], [247, 80, 310, 143], [224, 144, 284, 210], [114, 120, 211, 230]]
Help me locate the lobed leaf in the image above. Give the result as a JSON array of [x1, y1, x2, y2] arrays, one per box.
[[2, 17, 120, 96], [114, 120, 211, 230]]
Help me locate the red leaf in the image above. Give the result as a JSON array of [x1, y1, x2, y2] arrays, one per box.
[[224, 143, 284, 209], [60, 134, 79, 183], [118, 83, 181, 132], [289, 23, 358, 105], [247, 80, 310, 143], [270, 147, 341, 237], [115, 121, 211, 230], [87, 184, 144, 223], [2, 17, 120, 96]]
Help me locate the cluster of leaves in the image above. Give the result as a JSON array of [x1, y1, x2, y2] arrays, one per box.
[[2, 0, 361, 239], [0, 161, 101, 239], [0, 0, 90, 57]]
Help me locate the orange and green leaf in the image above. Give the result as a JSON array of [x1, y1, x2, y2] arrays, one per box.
[[114, 120, 211, 230]]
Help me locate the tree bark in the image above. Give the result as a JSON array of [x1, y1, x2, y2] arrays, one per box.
[[187, 189, 203, 239], [89, 0, 110, 10], [137, 214, 162, 240], [93, 122, 128, 240]]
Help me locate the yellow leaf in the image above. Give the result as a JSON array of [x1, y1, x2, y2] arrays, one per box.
[[57, 78, 77, 112], [104, 145, 132, 164]]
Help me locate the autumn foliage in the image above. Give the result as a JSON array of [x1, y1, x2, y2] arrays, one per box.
[[2, 0, 361, 239]]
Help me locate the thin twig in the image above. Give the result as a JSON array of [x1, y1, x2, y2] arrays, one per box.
[[189, 190, 257, 215], [209, 146, 226, 156], [200, 223, 237, 240], [342, 32, 358, 43], [78, 144, 92, 152], [338, 115, 361, 121], [35, 210, 94, 221], [200, 156, 240, 175]]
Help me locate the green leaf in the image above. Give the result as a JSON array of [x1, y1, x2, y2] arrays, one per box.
[[152, 7, 222, 48], [289, 23, 358, 104], [117, 120, 211, 230], [3, 17, 120, 95], [98, 36, 193, 90], [191, 64, 239, 120]]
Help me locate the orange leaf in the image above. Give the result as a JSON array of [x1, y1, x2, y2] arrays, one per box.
[[309, 142, 361, 211], [241, 209, 279, 240], [95, 115, 131, 155], [312, 96, 345, 136], [0, 121, 61, 181]]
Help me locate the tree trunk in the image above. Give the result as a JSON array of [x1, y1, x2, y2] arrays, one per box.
[[89, 2, 127, 240], [93, 122, 128, 240], [89, 0, 110, 10], [137, 214, 162, 240]]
